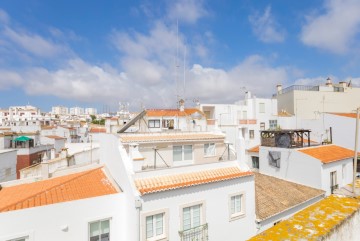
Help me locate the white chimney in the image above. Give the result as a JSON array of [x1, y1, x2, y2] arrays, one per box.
[[276, 84, 282, 95], [245, 91, 252, 99], [179, 99, 185, 112], [129, 143, 144, 161], [50, 148, 56, 159], [326, 77, 332, 86], [41, 152, 49, 179]]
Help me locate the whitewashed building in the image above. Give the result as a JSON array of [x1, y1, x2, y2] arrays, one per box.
[[0, 149, 17, 182]]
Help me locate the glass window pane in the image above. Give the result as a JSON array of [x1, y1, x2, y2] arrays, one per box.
[[90, 221, 100, 238], [235, 195, 241, 213], [184, 145, 192, 160], [146, 216, 154, 238], [183, 207, 191, 230], [173, 146, 182, 161], [155, 213, 164, 236], [231, 196, 235, 214], [192, 205, 201, 227], [101, 220, 110, 235]]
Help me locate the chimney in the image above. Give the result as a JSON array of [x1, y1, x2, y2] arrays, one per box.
[[50, 148, 56, 159], [60, 148, 68, 158], [41, 152, 49, 179], [326, 77, 332, 87], [245, 91, 252, 99], [129, 143, 144, 161], [276, 84, 282, 95], [179, 99, 185, 112]]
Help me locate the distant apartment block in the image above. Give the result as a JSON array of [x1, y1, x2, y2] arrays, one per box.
[[69, 107, 85, 116], [85, 108, 97, 115], [51, 106, 68, 115]]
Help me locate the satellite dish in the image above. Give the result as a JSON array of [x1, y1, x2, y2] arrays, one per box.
[[276, 133, 291, 148]]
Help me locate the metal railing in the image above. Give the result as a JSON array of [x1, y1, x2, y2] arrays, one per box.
[[179, 223, 208, 241], [280, 85, 319, 95]]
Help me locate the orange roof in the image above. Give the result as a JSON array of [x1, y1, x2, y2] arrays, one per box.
[[0, 167, 118, 213], [135, 167, 253, 195], [121, 133, 225, 143], [248, 145, 260, 153], [45, 135, 66, 140], [146, 108, 204, 117], [41, 125, 55, 130], [89, 127, 106, 133], [329, 113, 359, 118], [298, 145, 354, 164]]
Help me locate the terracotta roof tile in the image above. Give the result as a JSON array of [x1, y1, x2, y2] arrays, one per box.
[[249, 195, 360, 241], [90, 127, 106, 133], [45, 135, 66, 140], [0, 167, 118, 213], [255, 173, 325, 220], [146, 108, 204, 117], [135, 167, 252, 195], [248, 145, 260, 153], [329, 112, 359, 118], [121, 133, 225, 143], [298, 145, 354, 164]]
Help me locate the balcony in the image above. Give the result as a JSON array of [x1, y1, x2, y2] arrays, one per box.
[[239, 119, 257, 125], [179, 223, 208, 241]]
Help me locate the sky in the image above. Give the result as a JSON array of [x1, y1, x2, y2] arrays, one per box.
[[1, 0, 360, 112]]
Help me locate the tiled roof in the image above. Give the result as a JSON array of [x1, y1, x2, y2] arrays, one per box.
[[135, 167, 252, 195], [0, 167, 118, 213], [146, 108, 204, 117], [248, 145, 260, 153], [249, 195, 360, 241], [329, 112, 359, 118], [41, 125, 55, 130], [298, 145, 354, 164], [254, 173, 325, 221], [45, 135, 66, 140], [120, 133, 225, 143], [89, 127, 106, 133]]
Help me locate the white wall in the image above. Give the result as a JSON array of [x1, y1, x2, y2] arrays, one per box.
[[0, 193, 127, 241], [259, 147, 323, 189], [321, 158, 353, 196], [325, 208, 360, 241], [0, 150, 17, 182], [140, 175, 256, 241]]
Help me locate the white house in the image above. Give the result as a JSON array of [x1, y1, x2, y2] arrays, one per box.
[[258, 143, 354, 196]]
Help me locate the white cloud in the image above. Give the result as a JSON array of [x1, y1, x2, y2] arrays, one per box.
[[300, 0, 360, 54], [166, 0, 207, 24], [0, 70, 23, 90], [249, 6, 285, 43], [3, 27, 66, 58], [0, 9, 9, 24]]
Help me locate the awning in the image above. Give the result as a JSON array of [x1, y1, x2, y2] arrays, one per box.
[[14, 136, 32, 142]]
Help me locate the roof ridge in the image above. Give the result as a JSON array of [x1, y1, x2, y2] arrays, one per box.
[[0, 167, 103, 212]]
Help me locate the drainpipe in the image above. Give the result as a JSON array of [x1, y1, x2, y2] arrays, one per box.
[[135, 198, 142, 241]]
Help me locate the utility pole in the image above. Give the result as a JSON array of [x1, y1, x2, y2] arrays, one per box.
[[353, 107, 359, 194]]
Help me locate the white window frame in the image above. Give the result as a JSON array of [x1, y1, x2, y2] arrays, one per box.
[[269, 120, 277, 130], [179, 200, 206, 232], [3, 231, 33, 241], [148, 119, 160, 128], [88, 217, 111, 241], [249, 130, 255, 139], [228, 192, 246, 221], [141, 208, 169, 241], [204, 143, 216, 157], [173, 145, 193, 163]]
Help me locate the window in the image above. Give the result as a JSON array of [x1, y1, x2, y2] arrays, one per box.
[[204, 143, 215, 156], [251, 156, 259, 169], [260, 122, 265, 130], [89, 219, 110, 241], [268, 151, 281, 168], [183, 204, 201, 230], [162, 119, 174, 129], [146, 213, 164, 240], [249, 130, 254, 139], [269, 120, 277, 130], [173, 145, 193, 162], [148, 120, 160, 128], [330, 171, 338, 193], [229, 192, 245, 221], [259, 103, 265, 113]]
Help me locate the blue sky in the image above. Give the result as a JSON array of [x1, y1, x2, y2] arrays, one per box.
[[1, 0, 360, 112]]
